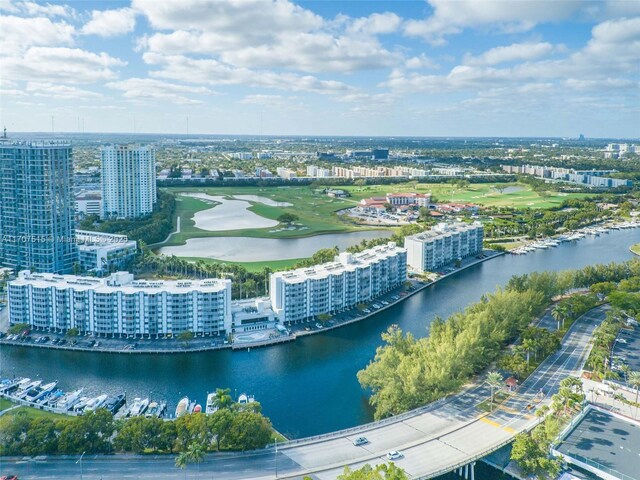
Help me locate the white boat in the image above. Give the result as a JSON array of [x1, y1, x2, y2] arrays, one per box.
[[73, 396, 90, 412], [127, 397, 150, 416], [237, 393, 255, 405], [83, 394, 108, 412], [175, 397, 189, 417], [16, 380, 42, 399], [57, 389, 84, 410], [25, 381, 57, 403], [205, 392, 218, 415]]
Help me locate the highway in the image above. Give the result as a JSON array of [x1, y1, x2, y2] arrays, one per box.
[[1, 305, 608, 480]]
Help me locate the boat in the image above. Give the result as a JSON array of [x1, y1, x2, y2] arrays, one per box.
[[205, 392, 218, 415], [237, 393, 255, 405], [73, 396, 90, 412], [43, 389, 64, 405], [187, 401, 196, 413], [25, 381, 57, 403], [145, 401, 159, 417], [193, 404, 202, 413], [16, 380, 42, 399], [175, 397, 189, 417], [83, 394, 108, 413], [56, 388, 83, 410], [128, 397, 149, 416], [103, 393, 126, 414], [0, 377, 26, 393]]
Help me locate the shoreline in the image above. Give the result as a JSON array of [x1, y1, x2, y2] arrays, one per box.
[[0, 250, 504, 356]]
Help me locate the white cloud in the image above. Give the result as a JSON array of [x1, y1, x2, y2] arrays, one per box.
[[106, 77, 215, 105], [405, 54, 438, 70], [0, 15, 74, 53], [25, 82, 101, 99], [81, 7, 136, 37], [405, 0, 585, 44], [19, 1, 74, 18], [144, 52, 357, 96], [463, 42, 556, 66], [135, 0, 401, 73], [347, 12, 402, 35], [1, 47, 126, 83]]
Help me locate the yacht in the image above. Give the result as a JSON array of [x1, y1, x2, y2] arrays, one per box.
[[103, 394, 126, 414], [128, 397, 150, 417], [56, 389, 84, 410], [83, 394, 108, 413], [16, 380, 42, 399], [175, 397, 189, 417], [205, 392, 218, 415], [73, 396, 90, 412], [25, 381, 57, 403], [237, 393, 255, 405]]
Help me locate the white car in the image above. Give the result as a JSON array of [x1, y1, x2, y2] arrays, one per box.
[[352, 436, 368, 446], [386, 451, 403, 460]]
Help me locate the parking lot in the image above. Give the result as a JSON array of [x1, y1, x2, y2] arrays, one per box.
[[611, 321, 640, 382], [555, 408, 640, 480]]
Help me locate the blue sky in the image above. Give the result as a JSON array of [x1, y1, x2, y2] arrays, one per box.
[[0, 0, 638, 137]]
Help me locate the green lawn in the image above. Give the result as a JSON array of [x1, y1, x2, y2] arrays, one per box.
[[631, 243, 640, 256], [342, 182, 590, 209], [179, 256, 304, 273], [0, 401, 68, 426], [160, 186, 374, 247]]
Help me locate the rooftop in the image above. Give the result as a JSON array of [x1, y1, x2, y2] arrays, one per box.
[[555, 408, 640, 480]]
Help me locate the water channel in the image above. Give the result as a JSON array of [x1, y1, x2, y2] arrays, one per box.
[[1, 229, 638, 440]]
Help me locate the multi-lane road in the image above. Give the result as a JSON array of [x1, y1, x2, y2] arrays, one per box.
[[1, 305, 608, 480]]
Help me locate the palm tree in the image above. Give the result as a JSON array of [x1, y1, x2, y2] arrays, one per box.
[[521, 339, 536, 366], [551, 305, 567, 330], [187, 442, 205, 477], [214, 388, 234, 410], [486, 371, 504, 405], [629, 371, 640, 419], [175, 451, 189, 479]]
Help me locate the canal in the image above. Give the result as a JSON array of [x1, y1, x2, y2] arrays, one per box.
[[1, 228, 638, 441]]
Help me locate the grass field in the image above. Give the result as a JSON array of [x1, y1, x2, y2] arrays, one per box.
[[161, 186, 371, 247], [631, 243, 640, 256], [342, 182, 590, 209], [179, 256, 303, 273], [0, 399, 68, 426]]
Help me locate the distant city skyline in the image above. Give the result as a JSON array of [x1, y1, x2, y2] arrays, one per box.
[[1, 0, 639, 137]]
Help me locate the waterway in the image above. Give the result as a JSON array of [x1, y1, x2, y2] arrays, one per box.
[[159, 230, 393, 261], [1, 229, 638, 441]]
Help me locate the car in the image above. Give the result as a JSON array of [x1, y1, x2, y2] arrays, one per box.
[[352, 436, 368, 446], [315, 323, 323, 329], [386, 451, 403, 460], [363, 309, 371, 314]]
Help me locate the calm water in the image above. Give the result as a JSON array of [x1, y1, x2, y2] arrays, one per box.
[[159, 230, 393, 261], [2, 229, 638, 439]]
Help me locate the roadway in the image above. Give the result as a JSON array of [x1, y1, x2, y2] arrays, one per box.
[[1, 305, 609, 480]]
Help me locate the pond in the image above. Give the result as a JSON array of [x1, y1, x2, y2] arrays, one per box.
[[159, 230, 393, 262]]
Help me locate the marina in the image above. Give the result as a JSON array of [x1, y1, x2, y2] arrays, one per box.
[[1, 227, 638, 438]]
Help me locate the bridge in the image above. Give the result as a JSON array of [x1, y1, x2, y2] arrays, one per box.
[[2, 305, 607, 480]]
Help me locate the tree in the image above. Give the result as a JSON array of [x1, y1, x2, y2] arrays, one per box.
[[177, 331, 194, 342], [208, 409, 234, 451], [277, 213, 299, 225], [629, 371, 640, 419], [213, 388, 234, 411], [338, 463, 409, 479], [186, 442, 205, 476], [486, 371, 503, 404]]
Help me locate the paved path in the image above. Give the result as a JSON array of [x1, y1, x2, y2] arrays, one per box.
[[0, 305, 608, 480]]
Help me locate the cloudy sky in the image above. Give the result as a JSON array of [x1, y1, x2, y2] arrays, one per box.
[[1, 0, 639, 137]]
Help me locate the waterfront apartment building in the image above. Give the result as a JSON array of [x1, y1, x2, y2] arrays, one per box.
[[0, 142, 77, 274], [501, 164, 632, 189], [76, 230, 137, 275], [270, 242, 407, 324], [404, 222, 484, 273], [101, 145, 156, 219], [8, 271, 232, 337]]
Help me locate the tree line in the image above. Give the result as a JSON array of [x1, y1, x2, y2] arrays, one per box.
[[0, 389, 274, 456], [357, 259, 640, 419]]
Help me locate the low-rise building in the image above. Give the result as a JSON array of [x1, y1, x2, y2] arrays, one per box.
[[76, 230, 137, 274], [270, 242, 407, 324], [231, 298, 277, 333], [386, 193, 431, 207], [8, 271, 232, 337], [404, 222, 484, 273], [75, 190, 102, 217]]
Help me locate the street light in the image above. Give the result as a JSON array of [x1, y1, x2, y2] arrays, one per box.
[[274, 439, 278, 479], [76, 451, 85, 480]]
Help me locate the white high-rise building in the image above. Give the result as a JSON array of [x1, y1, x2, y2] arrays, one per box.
[[101, 145, 156, 219], [404, 222, 484, 273], [9, 271, 232, 337], [270, 242, 407, 324]]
